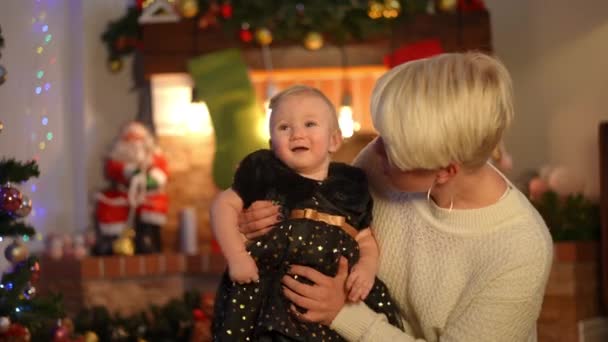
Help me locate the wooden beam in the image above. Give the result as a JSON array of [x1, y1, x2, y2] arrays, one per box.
[[599, 122, 608, 313]]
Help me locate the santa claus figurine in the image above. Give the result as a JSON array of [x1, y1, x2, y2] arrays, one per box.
[[94, 121, 169, 254]]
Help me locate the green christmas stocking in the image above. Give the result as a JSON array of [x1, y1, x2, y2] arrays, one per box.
[[188, 49, 268, 189]]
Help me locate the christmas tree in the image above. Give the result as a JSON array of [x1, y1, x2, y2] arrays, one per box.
[[0, 160, 65, 340]]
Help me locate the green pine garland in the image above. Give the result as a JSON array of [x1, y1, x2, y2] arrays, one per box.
[[101, 0, 428, 65], [74, 290, 205, 341]]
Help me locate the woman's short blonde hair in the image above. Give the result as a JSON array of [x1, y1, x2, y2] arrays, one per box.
[[269, 84, 339, 130], [371, 52, 514, 171]]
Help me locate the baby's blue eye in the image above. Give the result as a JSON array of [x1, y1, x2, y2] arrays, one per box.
[[278, 124, 289, 131], [305, 121, 317, 127]]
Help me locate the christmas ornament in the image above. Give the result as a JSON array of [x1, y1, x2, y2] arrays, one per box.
[[382, 0, 401, 18], [255, 28, 273, 46], [114, 36, 129, 52], [239, 25, 253, 43], [437, 0, 458, 12], [22, 283, 36, 300], [198, 1, 220, 29], [61, 318, 75, 335], [111, 326, 129, 340], [303, 31, 323, 50], [368, 1, 383, 19], [220, 2, 233, 18], [0, 184, 22, 213], [112, 228, 135, 256], [108, 58, 123, 73], [0, 64, 6, 85], [0, 316, 10, 333], [178, 0, 199, 18], [4, 240, 29, 264], [6, 323, 30, 341], [30, 261, 41, 283], [458, 0, 486, 12], [13, 195, 32, 218], [83, 331, 99, 342], [192, 308, 207, 321], [52, 326, 68, 341]]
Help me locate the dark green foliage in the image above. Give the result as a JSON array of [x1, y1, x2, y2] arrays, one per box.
[[0, 159, 39, 185], [101, 7, 141, 60], [74, 290, 203, 342], [0, 215, 36, 236], [532, 190, 600, 241]]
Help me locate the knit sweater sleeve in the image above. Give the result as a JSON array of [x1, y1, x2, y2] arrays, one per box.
[[331, 227, 553, 342]]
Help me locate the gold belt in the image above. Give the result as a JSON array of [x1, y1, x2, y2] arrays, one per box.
[[290, 208, 358, 239]]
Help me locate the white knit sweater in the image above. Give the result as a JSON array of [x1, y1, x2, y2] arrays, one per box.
[[330, 145, 553, 342]]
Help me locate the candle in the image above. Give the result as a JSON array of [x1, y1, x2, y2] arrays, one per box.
[[180, 206, 198, 255]]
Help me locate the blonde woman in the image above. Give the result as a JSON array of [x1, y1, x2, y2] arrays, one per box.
[[239, 52, 553, 341]]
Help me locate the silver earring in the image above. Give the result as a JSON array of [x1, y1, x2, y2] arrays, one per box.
[[427, 180, 453, 213], [426, 181, 434, 204]]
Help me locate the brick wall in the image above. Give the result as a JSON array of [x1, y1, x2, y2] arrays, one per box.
[[37, 251, 225, 317], [538, 241, 602, 342]]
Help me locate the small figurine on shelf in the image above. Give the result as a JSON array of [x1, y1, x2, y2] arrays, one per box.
[[94, 121, 169, 255]]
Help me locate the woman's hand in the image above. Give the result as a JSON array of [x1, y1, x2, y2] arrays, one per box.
[[281, 257, 349, 326], [238, 200, 281, 239]]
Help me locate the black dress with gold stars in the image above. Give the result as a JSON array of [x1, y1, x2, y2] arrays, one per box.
[[212, 149, 402, 341]]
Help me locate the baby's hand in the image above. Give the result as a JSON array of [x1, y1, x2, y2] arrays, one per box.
[[345, 262, 375, 302], [228, 251, 259, 284]]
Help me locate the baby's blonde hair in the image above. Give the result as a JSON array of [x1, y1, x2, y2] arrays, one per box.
[[268, 85, 339, 131], [371, 52, 514, 170]]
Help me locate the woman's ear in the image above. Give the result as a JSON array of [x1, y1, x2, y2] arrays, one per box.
[[435, 163, 460, 185], [329, 130, 343, 153]]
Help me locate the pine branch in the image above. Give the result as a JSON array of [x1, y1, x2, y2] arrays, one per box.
[[0, 158, 40, 184], [0, 213, 37, 237]]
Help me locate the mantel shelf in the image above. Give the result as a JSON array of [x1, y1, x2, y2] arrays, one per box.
[[141, 10, 491, 76]]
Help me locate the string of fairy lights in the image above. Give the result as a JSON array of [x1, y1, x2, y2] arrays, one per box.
[[23, 1, 56, 241], [32, 1, 55, 209]]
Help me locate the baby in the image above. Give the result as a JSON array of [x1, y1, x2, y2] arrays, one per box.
[[210, 85, 402, 341]]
